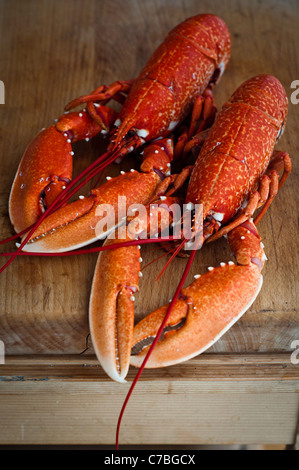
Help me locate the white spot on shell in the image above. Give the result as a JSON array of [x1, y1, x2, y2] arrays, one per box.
[[211, 211, 224, 222], [114, 118, 121, 127], [167, 121, 179, 131], [194, 274, 201, 279], [136, 129, 149, 138], [186, 202, 195, 211]]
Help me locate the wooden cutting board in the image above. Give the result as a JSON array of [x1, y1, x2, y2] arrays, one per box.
[[0, 0, 298, 360]]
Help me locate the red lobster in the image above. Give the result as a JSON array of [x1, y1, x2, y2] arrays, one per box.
[[1, 13, 292, 449], [89, 74, 291, 382], [8, 13, 231, 250]]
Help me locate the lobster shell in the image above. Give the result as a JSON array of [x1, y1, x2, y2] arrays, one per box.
[[114, 14, 231, 145]]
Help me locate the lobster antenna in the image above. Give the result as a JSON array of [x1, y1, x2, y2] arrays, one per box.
[[0, 224, 35, 246], [0, 236, 176, 258], [115, 247, 197, 450], [155, 237, 187, 282], [141, 247, 176, 273]]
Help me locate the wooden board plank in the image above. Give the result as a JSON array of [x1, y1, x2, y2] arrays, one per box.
[[0, 377, 298, 445], [1, 353, 298, 381], [0, 0, 298, 358]]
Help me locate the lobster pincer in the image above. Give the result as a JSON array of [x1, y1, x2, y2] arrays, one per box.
[[130, 220, 265, 368], [89, 195, 182, 382]]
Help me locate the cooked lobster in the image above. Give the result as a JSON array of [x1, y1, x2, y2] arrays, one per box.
[[89, 74, 291, 382]]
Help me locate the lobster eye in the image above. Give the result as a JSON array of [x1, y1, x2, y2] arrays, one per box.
[[127, 129, 136, 138]]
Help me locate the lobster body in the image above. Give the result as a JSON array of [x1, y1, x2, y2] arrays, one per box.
[[187, 74, 288, 225], [113, 14, 231, 146]]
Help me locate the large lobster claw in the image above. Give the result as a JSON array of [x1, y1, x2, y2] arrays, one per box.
[[9, 106, 117, 234], [130, 221, 265, 368], [19, 138, 175, 253], [89, 197, 181, 382]]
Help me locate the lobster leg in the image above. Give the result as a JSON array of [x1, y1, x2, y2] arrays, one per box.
[[207, 148, 291, 244], [130, 220, 265, 369], [173, 88, 215, 160], [268, 151, 292, 189], [65, 80, 135, 131], [254, 151, 291, 225], [188, 88, 216, 139]]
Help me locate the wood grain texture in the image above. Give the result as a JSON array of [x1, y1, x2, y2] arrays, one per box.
[[0, 371, 298, 445], [0, 0, 298, 359], [1, 353, 299, 381]]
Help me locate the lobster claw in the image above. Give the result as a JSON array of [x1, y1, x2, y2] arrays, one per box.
[[9, 126, 73, 233], [130, 221, 265, 369], [20, 137, 175, 253], [89, 197, 180, 382], [89, 228, 140, 383], [20, 170, 161, 253], [9, 106, 117, 234]]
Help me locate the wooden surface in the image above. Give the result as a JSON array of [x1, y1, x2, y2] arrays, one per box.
[[0, 0, 298, 447], [0, 0, 298, 356], [0, 354, 298, 446]]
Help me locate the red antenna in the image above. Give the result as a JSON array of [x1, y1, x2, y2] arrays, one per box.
[[115, 248, 197, 449]]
